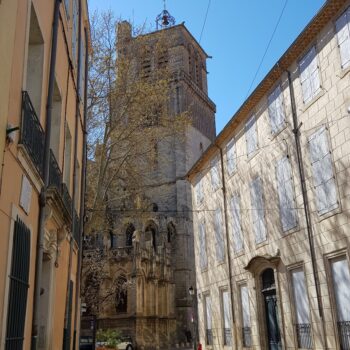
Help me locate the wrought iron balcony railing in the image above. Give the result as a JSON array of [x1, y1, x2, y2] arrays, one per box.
[[295, 323, 312, 349], [224, 328, 232, 346], [73, 209, 80, 245], [206, 329, 213, 346], [61, 183, 73, 216], [20, 91, 45, 176], [338, 321, 350, 350], [242, 327, 252, 347], [48, 149, 62, 190]]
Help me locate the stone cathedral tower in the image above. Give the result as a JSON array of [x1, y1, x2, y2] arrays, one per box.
[[84, 8, 216, 349]]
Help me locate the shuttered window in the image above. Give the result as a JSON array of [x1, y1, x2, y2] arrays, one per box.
[[64, 0, 70, 19], [226, 137, 236, 175], [268, 85, 285, 134], [211, 156, 221, 190], [240, 285, 252, 347], [308, 127, 338, 215], [199, 222, 208, 270], [250, 178, 267, 244], [5, 217, 31, 349], [230, 194, 243, 253], [336, 8, 350, 69], [276, 156, 297, 232], [299, 46, 320, 104], [246, 115, 258, 156], [63, 280, 74, 350], [291, 268, 312, 349], [195, 177, 204, 205], [204, 295, 213, 345], [72, 0, 79, 65], [79, 34, 86, 99], [214, 207, 225, 262], [330, 256, 350, 350], [222, 290, 232, 346]]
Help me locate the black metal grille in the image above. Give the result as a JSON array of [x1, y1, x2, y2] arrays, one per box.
[[206, 329, 213, 345], [20, 91, 45, 176], [338, 321, 350, 350], [48, 149, 62, 190], [295, 323, 312, 349], [61, 182, 73, 216], [5, 217, 31, 350], [224, 328, 232, 346], [242, 327, 252, 347]]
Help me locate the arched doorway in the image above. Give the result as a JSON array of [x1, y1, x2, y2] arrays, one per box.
[[261, 268, 281, 350]]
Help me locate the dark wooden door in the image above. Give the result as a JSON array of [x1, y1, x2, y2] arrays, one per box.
[[264, 291, 281, 350]]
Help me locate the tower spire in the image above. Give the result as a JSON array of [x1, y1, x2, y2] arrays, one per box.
[[156, 0, 175, 30]]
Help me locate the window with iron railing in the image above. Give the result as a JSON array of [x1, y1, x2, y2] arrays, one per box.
[[338, 321, 350, 350], [295, 324, 312, 349]]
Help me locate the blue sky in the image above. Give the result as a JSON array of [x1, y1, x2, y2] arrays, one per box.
[[88, 0, 326, 133]]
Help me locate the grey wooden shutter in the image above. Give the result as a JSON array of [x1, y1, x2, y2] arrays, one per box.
[[230, 195, 243, 252], [5, 217, 31, 350], [309, 127, 338, 215], [246, 115, 257, 156], [199, 222, 208, 270], [299, 47, 320, 103], [223, 291, 231, 328], [291, 268, 310, 324], [276, 156, 297, 232], [336, 8, 350, 69], [226, 138, 236, 174], [206, 295, 212, 329], [214, 207, 225, 262], [331, 257, 350, 322], [211, 156, 220, 190], [240, 285, 251, 327], [268, 85, 285, 134], [250, 178, 266, 243]]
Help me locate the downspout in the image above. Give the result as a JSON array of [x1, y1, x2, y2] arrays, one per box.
[[216, 144, 237, 350], [287, 70, 327, 349], [72, 26, 89, 350], [63, 0, 82, 348], [31, 0, 62, 348]]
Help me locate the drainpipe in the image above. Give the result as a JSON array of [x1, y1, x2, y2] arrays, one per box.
[[216, 145, 237, 350], [287, 70, 327, 349], [31, 0, 62, 348], [63, 0, 82, 348], [72, 26, 89, 350]]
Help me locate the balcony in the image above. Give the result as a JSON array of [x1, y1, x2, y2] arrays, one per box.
[[73, 209, 80, 244], [338, 321, 350, 350], [20, 91, 45, 176], [49, 149, 62, 190], [295, 323, 312, 349]]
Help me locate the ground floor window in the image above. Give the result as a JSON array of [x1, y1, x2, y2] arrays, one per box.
[[240, 285, 252, 347], [291, 267, 312, 348], [330, 256, 350, 350], [204, 294, 213, 345]]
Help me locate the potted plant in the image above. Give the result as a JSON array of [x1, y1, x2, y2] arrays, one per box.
[[96, 329, 122, 349]]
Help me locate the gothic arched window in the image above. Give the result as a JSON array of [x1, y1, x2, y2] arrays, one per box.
[[115, 275, 128, 313], [145, 221, 158, 251], [125, 223, 135, 247]]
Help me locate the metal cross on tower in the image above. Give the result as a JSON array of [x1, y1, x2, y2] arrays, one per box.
[[156, 0, 175, 29]]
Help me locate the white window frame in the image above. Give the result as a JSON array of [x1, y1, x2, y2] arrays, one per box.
[[198, 221, 208, 271], [210, 156, 221, 191], [308, 126, 338, 216], [336, 7, 350, 70], [245, 115, 258, 157], [276, 156, 298, 232], [299, 46, 321, 104], [214, 207, 225, 262], [250, 177, 267, 244], [230, 194, 244, 253], [226, 137, 236, 175], [268, 84, 285, 134]]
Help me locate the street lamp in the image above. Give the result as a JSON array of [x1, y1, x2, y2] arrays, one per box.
[[188, 286, 198, 350]]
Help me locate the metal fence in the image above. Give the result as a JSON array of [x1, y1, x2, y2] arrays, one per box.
[[224, 328, 232, 346], [338, 321, 350, 350], [296, 323, 312, 349], [206, 329, 213, 345], [242, 327, 252, 347]]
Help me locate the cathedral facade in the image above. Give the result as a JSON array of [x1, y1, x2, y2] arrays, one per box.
[[82, 10, 216, 350]]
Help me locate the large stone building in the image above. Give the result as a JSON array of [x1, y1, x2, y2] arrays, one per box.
[[82, 9, 216, 350], [188, 0, 350, 349], [0, 0, 89, 348]]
